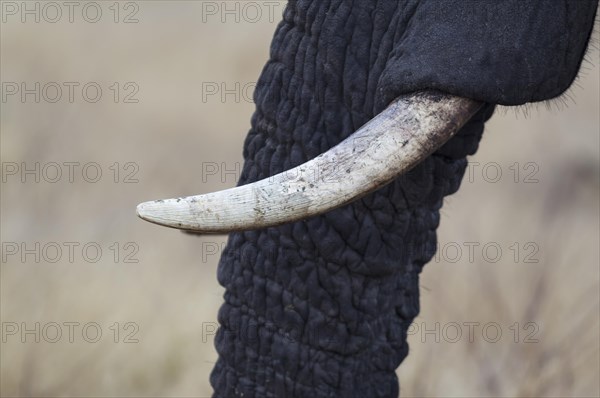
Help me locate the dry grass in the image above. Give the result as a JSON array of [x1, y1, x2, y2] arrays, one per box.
[[1, 3, 598, 397]]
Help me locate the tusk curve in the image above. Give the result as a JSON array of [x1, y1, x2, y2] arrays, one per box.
[[137, 91, 481, 233]]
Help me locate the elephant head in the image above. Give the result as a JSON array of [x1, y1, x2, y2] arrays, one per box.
[[137, 1, 597, 396]]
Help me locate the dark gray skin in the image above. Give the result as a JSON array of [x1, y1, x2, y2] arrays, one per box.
[[193, 1, 597, 397]]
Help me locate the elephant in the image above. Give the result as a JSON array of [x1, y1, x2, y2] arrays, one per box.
[[137, 1, 598, 397]]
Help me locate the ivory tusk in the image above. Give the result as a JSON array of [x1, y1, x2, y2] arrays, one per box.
[[136, 91, 482, 233]]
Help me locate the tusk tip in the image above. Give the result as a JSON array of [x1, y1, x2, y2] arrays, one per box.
[[135, 201, 151, 220], [136, 197, 209, 232], [136, 199, 176, 227]]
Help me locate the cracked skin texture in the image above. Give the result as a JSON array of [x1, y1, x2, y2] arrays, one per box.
[[209, 1, 597, 396]]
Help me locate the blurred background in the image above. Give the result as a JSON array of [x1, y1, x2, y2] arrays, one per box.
[[1, 2, 598, 397]]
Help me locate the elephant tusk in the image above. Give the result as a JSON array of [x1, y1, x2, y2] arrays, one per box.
[[136, 91, 482, 233]]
